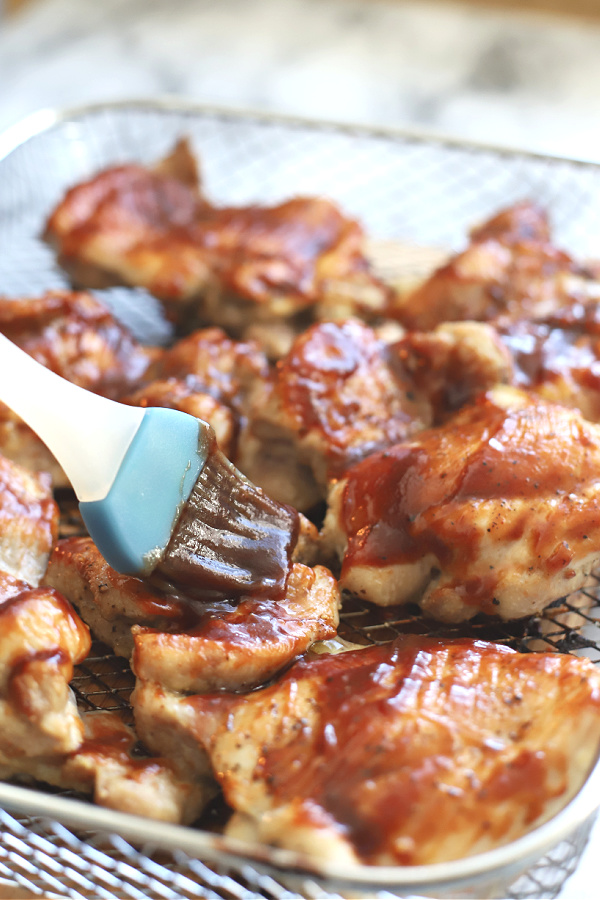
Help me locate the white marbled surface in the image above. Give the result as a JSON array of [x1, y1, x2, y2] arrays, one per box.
[[1, 0, 600, 161], [1, 1, 600, 898]]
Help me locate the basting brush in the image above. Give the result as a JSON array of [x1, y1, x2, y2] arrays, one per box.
[[0, 333, 299, 598]]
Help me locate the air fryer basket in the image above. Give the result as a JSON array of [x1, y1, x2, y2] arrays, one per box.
[[1, 100, 600, 900]]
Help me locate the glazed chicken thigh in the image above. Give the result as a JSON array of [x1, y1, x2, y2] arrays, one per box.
[[323, 386, 600, 621], [44, 142, 391, 352], [0, 707, 208, 824], [393, 302, 600, 426], [394, 201, 600, 330], [0, 290, 155, 398], [240, 318, 431, 510], [0, 575, 90, 758], [392, 321, 514, 422], [159, 635, 600, 865], [45, 536, 338, 692]]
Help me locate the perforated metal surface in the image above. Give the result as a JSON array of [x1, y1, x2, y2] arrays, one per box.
[[1, 100, 600, 899], [0, 805, 593, 900]]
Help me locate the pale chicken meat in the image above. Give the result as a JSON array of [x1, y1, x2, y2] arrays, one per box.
[[0, 573, 90, 758], [494, 304, 600, 422], [0, 709, 209, 825], [0, 454, 88, 757], [45, 536, 339, 692], [0, 290, 156, 486], [393, 304, 600, 425], [44, 535, 193, 659], [132, 562, 340, 693], [239, 319, 431, 511], [394, 201, 600, 330], [44, 142, 391, 352], [145, 636, 600, 866], [0, 454, 58, 586], [392, 321, 514, 422], [322, 386, 600, 622]]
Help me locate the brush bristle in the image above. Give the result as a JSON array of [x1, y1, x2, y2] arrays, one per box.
[[155, 437, 299, 599]]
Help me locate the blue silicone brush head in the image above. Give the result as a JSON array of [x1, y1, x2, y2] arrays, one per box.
[[80, 407, 209, 575], [80, 405, 299, 598]]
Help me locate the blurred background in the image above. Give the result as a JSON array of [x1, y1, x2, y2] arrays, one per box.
[[1, 0, 600, 161]]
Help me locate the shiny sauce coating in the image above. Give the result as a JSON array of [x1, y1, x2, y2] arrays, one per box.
[[276, 319, 430, 476], [339, 393, 600, 605], [498, 307, 600, 418], [198, 636, 597, 864]]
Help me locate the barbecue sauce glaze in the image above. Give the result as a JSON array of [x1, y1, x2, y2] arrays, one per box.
[[338, 392, 600, 611], [155, 431, 300, 600]]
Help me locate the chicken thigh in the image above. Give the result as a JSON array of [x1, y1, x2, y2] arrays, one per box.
[[45, 537, 339, 691], [239, 318, 431, 510], [323, 386, 600, 621], [394, 202, 600, 330], [154, 635, 600, 865], [44, 142, 391, 351]]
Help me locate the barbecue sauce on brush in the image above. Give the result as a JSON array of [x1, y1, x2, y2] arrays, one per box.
[[154, 431, 300, 600]]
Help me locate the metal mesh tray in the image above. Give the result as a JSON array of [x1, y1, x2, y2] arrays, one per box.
[[1, 99, 600, 899]]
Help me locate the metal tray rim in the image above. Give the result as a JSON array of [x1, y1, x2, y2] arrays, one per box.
[[3, 96, 600, 171], [0, 758, 598, 894]]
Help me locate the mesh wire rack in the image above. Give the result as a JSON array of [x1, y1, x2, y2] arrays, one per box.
[[2, 99, 600, 899]]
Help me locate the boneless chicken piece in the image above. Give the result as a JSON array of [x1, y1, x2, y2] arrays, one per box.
[[45, 535, 338, 692], [0, 709, 209, 825], [0, 575, 90, 757], [493, 303, 600, 423], [0, 453, 87, 757], [391, 321, 515, 422], [0, 290, 157, 486], [0, 454, 58, 587], [122, 327, 270, 460], [43, 138, 207, 302], [44, 142, 391, 351], [147, 327, 269, 411], [44, 536, 191, 659], [141, 636, 600, 865], [0, 290, 155, 397], [239, 319, 431, 510], [394, 306, 600, 426], [394, 201, 600, 330], [322, 386, 600, 622], [132, 562, 340, 693]]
